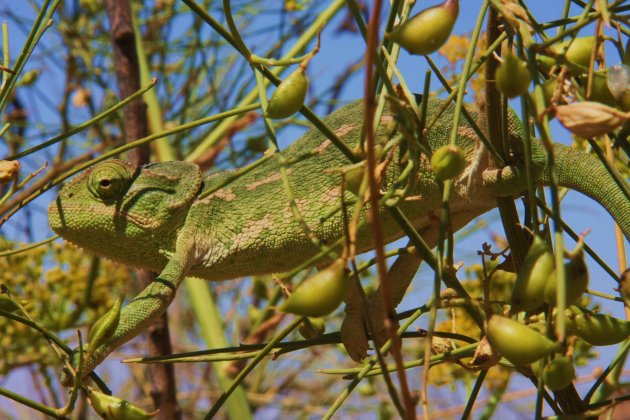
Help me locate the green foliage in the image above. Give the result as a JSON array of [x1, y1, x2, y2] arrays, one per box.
[[0, 238, 128, 375]]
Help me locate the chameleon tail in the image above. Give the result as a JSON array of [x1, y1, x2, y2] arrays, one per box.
[[539, 143, 630, 242]]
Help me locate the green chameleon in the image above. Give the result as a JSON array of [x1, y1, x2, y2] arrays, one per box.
[[49, 98, 630, 378]]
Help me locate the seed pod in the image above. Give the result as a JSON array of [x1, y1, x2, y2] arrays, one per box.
[[510, 235, 554, 313], [88, 294, 124, 355], [280, 259, 348, 317], [496, 54, 531, 98], [430, 145, 466, 181], [486, 316, 560, 365], [88, 389, 158, 419], [584, 70, 618, 107], [265, 67, 308, 119], [298, 317, 326, 339], [385, 0, 459, 56], [555, 101, 630, 138], [574, 312, 630, 346], [563, 36, 595, 73], [538, 36, 594, 75], [544, 241, 588, 306], [543, 356, 575, 391]]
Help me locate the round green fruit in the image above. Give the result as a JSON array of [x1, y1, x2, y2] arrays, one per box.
[[496, 54, 531, 98], [542, 356, 575, 391], [430, 145, 466, 181]]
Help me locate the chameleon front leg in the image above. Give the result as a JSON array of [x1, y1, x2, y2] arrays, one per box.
[[341, 247, 422, 361], [66, 246, 194, 385]]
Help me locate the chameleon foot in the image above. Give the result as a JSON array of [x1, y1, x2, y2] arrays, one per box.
[[340, 250, 422, 362]]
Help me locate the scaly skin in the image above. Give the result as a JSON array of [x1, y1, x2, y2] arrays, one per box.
[[48, 98, 630, 377]]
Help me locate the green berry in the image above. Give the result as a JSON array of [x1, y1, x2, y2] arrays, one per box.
[[543, 356, 575, 391], [430, 145, 466, 181], [496, 54, 531, 98]]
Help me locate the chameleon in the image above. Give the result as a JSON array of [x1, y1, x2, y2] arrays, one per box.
[[48, 97, 630, 378]]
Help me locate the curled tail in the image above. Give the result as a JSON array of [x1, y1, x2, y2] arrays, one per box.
[[539, 143, 630, 242]]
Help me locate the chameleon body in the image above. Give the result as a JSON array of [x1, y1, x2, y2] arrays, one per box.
[[48, 98, 630, 376]]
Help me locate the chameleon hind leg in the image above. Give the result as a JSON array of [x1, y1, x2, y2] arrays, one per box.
[[341, 246, 422, 361]]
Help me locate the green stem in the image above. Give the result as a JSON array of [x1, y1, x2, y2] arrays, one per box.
[[461, 370, 488, 419], [0, 235, 57, 257], [5, 79, 158, 161], [0, 386, 64, 419], [0, 0, 60, 112], [204, 316, 304, 419], [184, 278, 252, 419]]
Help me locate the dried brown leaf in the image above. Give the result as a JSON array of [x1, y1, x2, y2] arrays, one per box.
[[0, 160, 20, 184], [554, 101, 630, 138]]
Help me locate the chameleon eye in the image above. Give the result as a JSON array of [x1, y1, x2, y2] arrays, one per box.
[[87, 161, 132, 201]]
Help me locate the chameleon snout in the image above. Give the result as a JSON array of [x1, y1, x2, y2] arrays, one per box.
[[48, 196, 67, 235]]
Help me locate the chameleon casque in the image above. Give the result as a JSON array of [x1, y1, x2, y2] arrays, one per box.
[[48, 97, 630, 378]]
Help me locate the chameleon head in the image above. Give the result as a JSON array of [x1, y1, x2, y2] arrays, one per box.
[[48, 159, 203, 270]]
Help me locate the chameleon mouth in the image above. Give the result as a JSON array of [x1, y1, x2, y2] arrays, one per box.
[[48, 197, 65, 235]]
